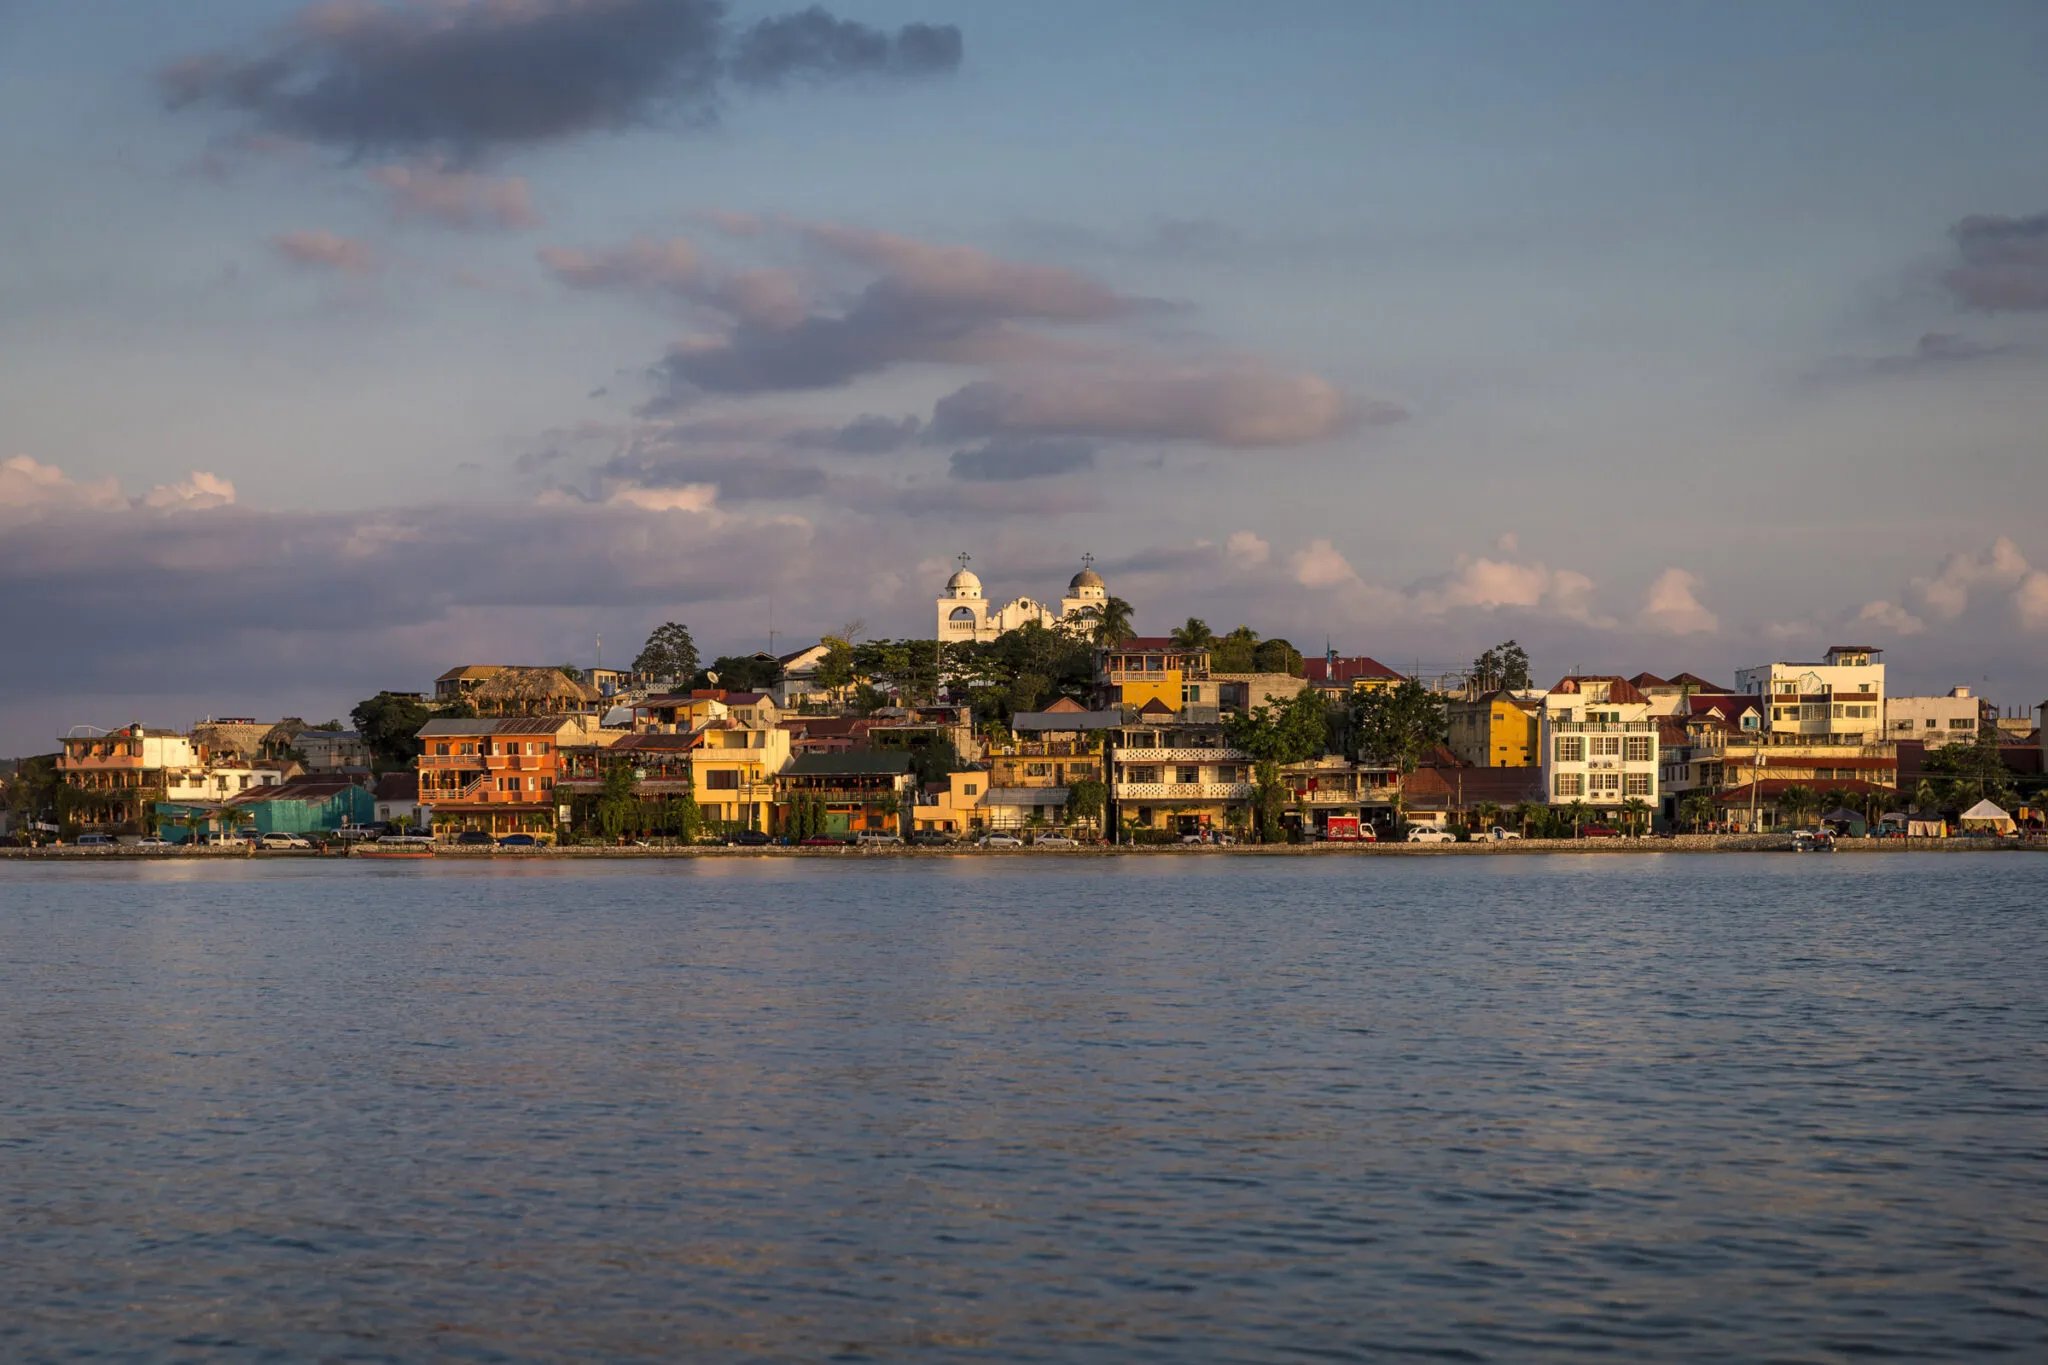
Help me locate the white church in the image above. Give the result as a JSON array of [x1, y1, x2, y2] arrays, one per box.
[[936, 554, 1108, 643]]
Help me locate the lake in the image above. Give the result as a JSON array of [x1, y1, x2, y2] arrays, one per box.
[[3, 855, 2044, 1362]]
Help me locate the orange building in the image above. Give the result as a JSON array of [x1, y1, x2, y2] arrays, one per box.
[[416, 716, 605, 839]]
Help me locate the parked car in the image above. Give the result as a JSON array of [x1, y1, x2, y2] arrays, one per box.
[[979, 833, 1023, 848], [855, 831, 903, 846], [334, 825, 381, 841], [1031, 834, 1078, 848], [497, 833, 539, 848], [910, 832, 957, 847], [1405, 827, 1455, 844], [259, 832, 311, 849], [1581, 825, 1619, 839], [1487, 826, 1523, 841], [799, 834, 848, 847], [724, 829, 773, 846], [455, 830, 495, 846], [74, 833, 115, 847], [133, 836, 171, 848]]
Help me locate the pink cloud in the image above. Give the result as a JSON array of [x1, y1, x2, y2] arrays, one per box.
[[371, 160, 539, 230], [273, 230, 376, 273]]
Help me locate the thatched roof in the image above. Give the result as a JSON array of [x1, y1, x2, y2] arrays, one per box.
[[191, 721, 272, 762], [470, 667, 601, 712]]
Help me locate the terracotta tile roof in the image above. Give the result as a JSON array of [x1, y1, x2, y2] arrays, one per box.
[[1303, 656, 1404, 686]]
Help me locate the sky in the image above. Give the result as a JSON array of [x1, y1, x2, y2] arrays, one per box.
[[2, 0, 2047, 752]]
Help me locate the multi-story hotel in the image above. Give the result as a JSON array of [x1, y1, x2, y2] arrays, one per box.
[[1537, 677, 1660, 811]]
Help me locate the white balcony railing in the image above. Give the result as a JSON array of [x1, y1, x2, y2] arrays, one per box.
[[1114, 782, 1257, 801], [1112, 747, 1252, 763]]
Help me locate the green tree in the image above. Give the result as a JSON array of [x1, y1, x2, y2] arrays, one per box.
[[1350, 681, 1449, 776], [1226, 687, 1332, 765], [559, 663, 585, 683], [813, 637, 857, 703], [351, 692, 433, 774], [1679, 790, 1716, 832], [1922, 727, 2018, 807], [1254, 760, 1287, 843], [1620, 795, 1652, 836], [1082, 596, 1135, 647], [697, 654, 783, 694], [633, 622, 701, 681], [1510, 798, 1548, 837], [1211, 626, 1260, 673], [1469, 640, 1532, 693], [1169, 617, 1215, 650], [1252, 637, 1306, 676], [595, 762, 638, 842], [1563, 799, 1589, 837], [1778, 783, 1820, 828], [672, 791, 704, 844], [1064, 777, 1107, 832]]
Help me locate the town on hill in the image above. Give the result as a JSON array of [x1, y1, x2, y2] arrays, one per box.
[[8, 558, 2043, 847]]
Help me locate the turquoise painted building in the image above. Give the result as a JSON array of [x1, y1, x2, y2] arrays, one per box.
[[156, 779, 372, 841]]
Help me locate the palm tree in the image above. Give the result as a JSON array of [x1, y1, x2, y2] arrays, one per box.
[[1778, 783, 1820, 829], [1084, 596, 1135, 647], [1620, 796, 1651, 837], [1510, 799, 1546, 838], [1169, 617, 1215, 650], [1564, 799, 1589, 837], [1821, 786, 1859, 820], [1472, 800, 1501, 836], [1679, 790, 1716, 833]]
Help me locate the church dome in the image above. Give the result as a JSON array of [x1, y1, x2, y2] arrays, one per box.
[[946, 567, 982, 597], [1068, 568, 1105, 593]]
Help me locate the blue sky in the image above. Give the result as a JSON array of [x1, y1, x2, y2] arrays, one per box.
[[3, 0, 2046, 749]]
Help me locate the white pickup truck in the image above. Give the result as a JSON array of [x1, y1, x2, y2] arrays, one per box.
[[1486, 826, 1523, 841]]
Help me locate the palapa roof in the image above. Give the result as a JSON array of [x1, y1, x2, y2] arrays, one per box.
[[468, 666, 601, 706], [190, 721, 272, 761]]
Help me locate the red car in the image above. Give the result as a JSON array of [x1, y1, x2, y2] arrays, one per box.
[[1582, 825, 1619, 838], [799, 835, 848, 847]]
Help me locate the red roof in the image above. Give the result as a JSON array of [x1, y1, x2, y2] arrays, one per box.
[[1716, 778, 1891, 804], [1303, 656, 1404, 686], [1629, 672, 1670, 689], [1550, 675, 1651, 705], [1137, 697, 1176, 715]]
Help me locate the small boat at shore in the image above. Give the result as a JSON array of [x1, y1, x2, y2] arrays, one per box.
[[353, 836, 436, 860]]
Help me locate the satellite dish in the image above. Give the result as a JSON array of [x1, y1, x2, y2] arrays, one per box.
[[707, 671, 719, 684]]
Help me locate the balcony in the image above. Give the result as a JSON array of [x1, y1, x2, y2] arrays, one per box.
[[1548, 721, 1657, 734], [987, 740, 1100, 757], [1110, 746, 1250, 763], [1114, 782, 1257, 801]]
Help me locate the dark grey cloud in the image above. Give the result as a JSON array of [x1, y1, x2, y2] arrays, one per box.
[[1945, 213, 2048, 312], [730, 7, 962, 85], [163, 0, 962, 157], [788, 413, 924, 454], [1811, 331, 2028, 382], [948, 437, 1096, 483]]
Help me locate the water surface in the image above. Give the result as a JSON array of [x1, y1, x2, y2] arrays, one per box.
[[3, 855, 2045, 1362]]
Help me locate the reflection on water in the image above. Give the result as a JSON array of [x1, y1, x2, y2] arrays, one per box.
[[3, 856, 2045, 1361]]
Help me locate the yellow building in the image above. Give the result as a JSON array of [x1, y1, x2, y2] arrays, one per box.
[[1096, 640, 1216, 713], [691, 724, 791, 832], [913, 770, 986, 835], [1447, 688, 1541, 767]]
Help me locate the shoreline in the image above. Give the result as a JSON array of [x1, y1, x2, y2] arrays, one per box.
[[4, 835, 2039, 861]]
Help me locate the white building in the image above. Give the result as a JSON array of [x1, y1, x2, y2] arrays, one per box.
[[1538, 678, 1660, 810], [1735, 645, 1885, 741], [1885, 686, 1982, 750], [937, 555, 1107, 644]]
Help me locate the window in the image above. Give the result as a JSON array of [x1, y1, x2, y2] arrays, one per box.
[[436, 743, 450, 756], [963, 783, 978, 796], [1177, 766, 1199, 784], [1590, 772, 1621, 794], [1624, 736, 1653, 762], [706, 770, 739, 790], [1950, 718, 1974, 729], [1555, 773, 1583, 797], [1026, 763, 1050, 777], [460, 742, 476, 756], [1556, 736, 1584, 762], [1591, 736, 1621, 756], [1625, 774, 1651, 796], [1130, 766, 1160, 784]]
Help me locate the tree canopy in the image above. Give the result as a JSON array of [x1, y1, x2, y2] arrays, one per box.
[[633, 622, 701, 681], [1469, 640, 1532, 693], [1226, 687, 1332, 764], [1350, 680, 1449, 773], [350, 691, 433, 773]]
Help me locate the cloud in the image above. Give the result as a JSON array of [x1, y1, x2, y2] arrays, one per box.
[[789, 413, 923, 454], [640, 225, 1137, 397], [164, 0, 961, 157], [1944, 213, 2048, 312], [0, 455, 125, 510], [0, 457, 234, 514], [1291, 539, 1362, 591], [1637, 568, 1718, 635], [142, 472, 237, 511], [2017, 572, 2048, 630], [1913, 536, 2030, 618], [728, 7, 963, 85], [1225, 530, 1270, 569], [541, 237, 704, 291], [273, 229, 376, 272], [1854, 599, 1925, 636], [603, 482, 719, 513], [933, 362, 1375, 449], [372, 160, 538, 229], [1829, 330, 2024, 379], [948, 438, 1095, 483]]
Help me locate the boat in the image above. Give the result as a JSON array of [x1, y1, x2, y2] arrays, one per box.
[[353, 835, 436, 859], [1790, 829, 1836, 853]]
